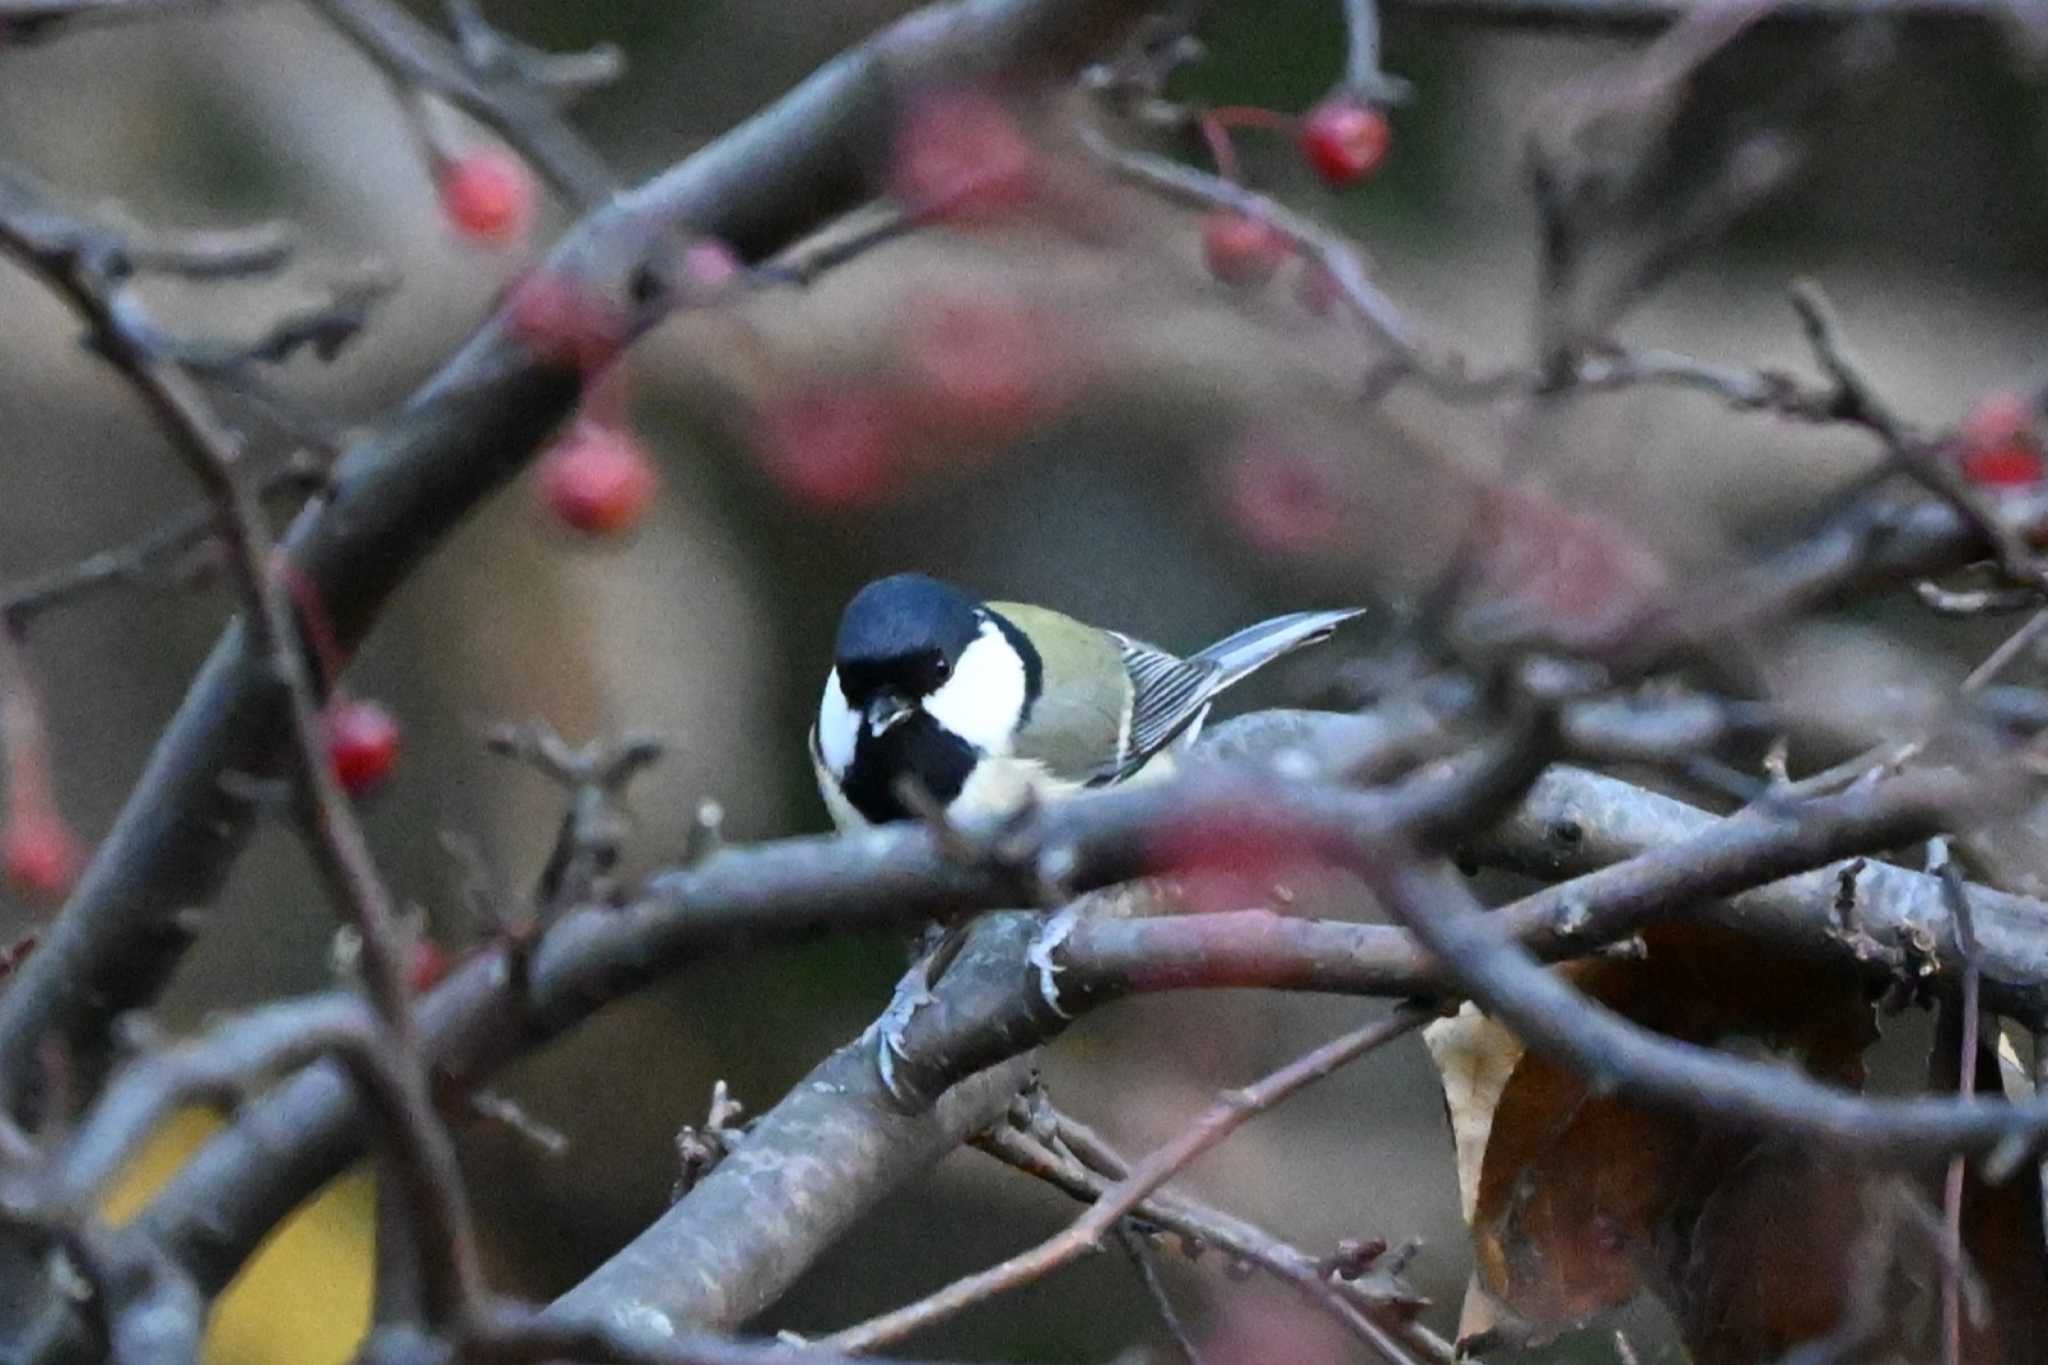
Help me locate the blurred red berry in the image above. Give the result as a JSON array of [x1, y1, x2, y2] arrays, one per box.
[[1466, 484, 1667, 649], [438, 149, 534, 245], [1202, 213, 1292, 289], [407, 937, 451, 994], [506, 271, 628, 374], [325, 699, 401, 797], [1957, 391, 2044, 489], [901, 291, 1068, 436], [1145, 813, 1334, 917], [3, 809, 82, 903], [891, 88, 1039, 223], [538, 422, 659, 535], [1295, 262, 1341, 317], [1299, 101, 1392, 187], [753, 385, 905, 510], [679, 237, 744, 297], [1220, 443, 1346, 555]]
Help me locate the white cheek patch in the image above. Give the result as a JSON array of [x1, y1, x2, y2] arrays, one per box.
[[816, 668, 859, 776], [923, 624, 1028, 756]]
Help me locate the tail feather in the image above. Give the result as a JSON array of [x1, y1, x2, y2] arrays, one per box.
[[1191, 608, 1367, 690]]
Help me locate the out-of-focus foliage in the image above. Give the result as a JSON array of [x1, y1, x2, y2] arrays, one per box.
[[101, 1111, 371, 1364]]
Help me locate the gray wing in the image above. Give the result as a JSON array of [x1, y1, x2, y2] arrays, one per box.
[[1093, 607, 1364, 784]]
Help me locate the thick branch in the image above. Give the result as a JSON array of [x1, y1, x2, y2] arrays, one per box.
[[544, 914, 1043, 1334], [84, 719, 2041, 1344]]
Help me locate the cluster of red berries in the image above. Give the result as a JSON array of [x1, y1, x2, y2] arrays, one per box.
[[1200, 98, 1391, 292], [891, 87, 1042, 224], [748, 288, 1082, 512]]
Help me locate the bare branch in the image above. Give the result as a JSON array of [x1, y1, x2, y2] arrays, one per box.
[[1364, 854, 2048, 1161], [306, 0, 616, 207], [820, 1008, 1433, 1358], [13, 997, 474, 1346], [1, 456, 327, 634], [975, 1112, 1439, 1359], [77, 714, 2045, 1352]]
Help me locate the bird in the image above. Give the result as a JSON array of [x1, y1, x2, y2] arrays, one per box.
[[811, 573, 1364, 831]]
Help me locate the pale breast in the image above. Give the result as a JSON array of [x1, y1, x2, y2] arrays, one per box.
[[946, 755, 1085, 822]]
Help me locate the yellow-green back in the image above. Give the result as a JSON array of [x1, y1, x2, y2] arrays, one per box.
[[988, 602, 1135, 782]]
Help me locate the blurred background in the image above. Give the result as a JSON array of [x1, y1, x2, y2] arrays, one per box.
[[2, 1, 2046, 1361]]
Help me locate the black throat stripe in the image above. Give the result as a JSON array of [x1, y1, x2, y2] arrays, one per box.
[[840, 712, 978, 823]]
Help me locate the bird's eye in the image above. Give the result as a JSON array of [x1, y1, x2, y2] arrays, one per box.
[[932, 657, 951, 682]]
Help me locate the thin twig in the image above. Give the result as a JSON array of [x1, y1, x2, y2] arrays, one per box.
[[1076, 123, 1530, 399], [822, 1007, 1431, 1358], [307, 0, 617, 207], [1792, 280, 2046, 593], [1, 457, 328, 633], [1117, 1225, 1205, 1365], [1964, 609, 2048, 692], [975, 1113, 1444, 1360], [1339, 0, 1413, 102]]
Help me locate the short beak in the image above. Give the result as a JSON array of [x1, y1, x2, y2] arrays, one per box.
[[865, 690, 914, 736]]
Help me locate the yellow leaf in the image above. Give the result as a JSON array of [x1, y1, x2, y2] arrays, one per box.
[[101, 1107, 373, 1365]]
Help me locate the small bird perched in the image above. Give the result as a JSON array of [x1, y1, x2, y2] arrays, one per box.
[[812, 573, 1363, 830]]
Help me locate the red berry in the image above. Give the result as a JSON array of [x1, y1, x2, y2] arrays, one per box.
[[3, 810, 82, 903], [1961, 445, 2045, 489], [901, 291, 1068, 437], [1295, 262, 1341, 317], [507, 271, 628, 375], [1220, 443, 1345, 556], [325, 699, 401, 797], [438, 149, 534, 245], [679, 238, 744, 298], [891, 88, 1039, 223], [1957, 392, 2044, 489], [537, 423, 659, 535], [1201, 213, 1292, 289], [753, 386, 905, 510], [407, 938, 451, 994], [1299, 101, 1392, 187]]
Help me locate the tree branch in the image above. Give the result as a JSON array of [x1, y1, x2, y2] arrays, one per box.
[[819, 1008, 1432, 1359], [1366, 854, 2048, 1161], [68, 714, 2040, 1356]]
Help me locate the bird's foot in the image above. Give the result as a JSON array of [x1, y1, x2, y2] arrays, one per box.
[[1026, 905, 1081, 1020], [870, 951, 942, 1107]]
